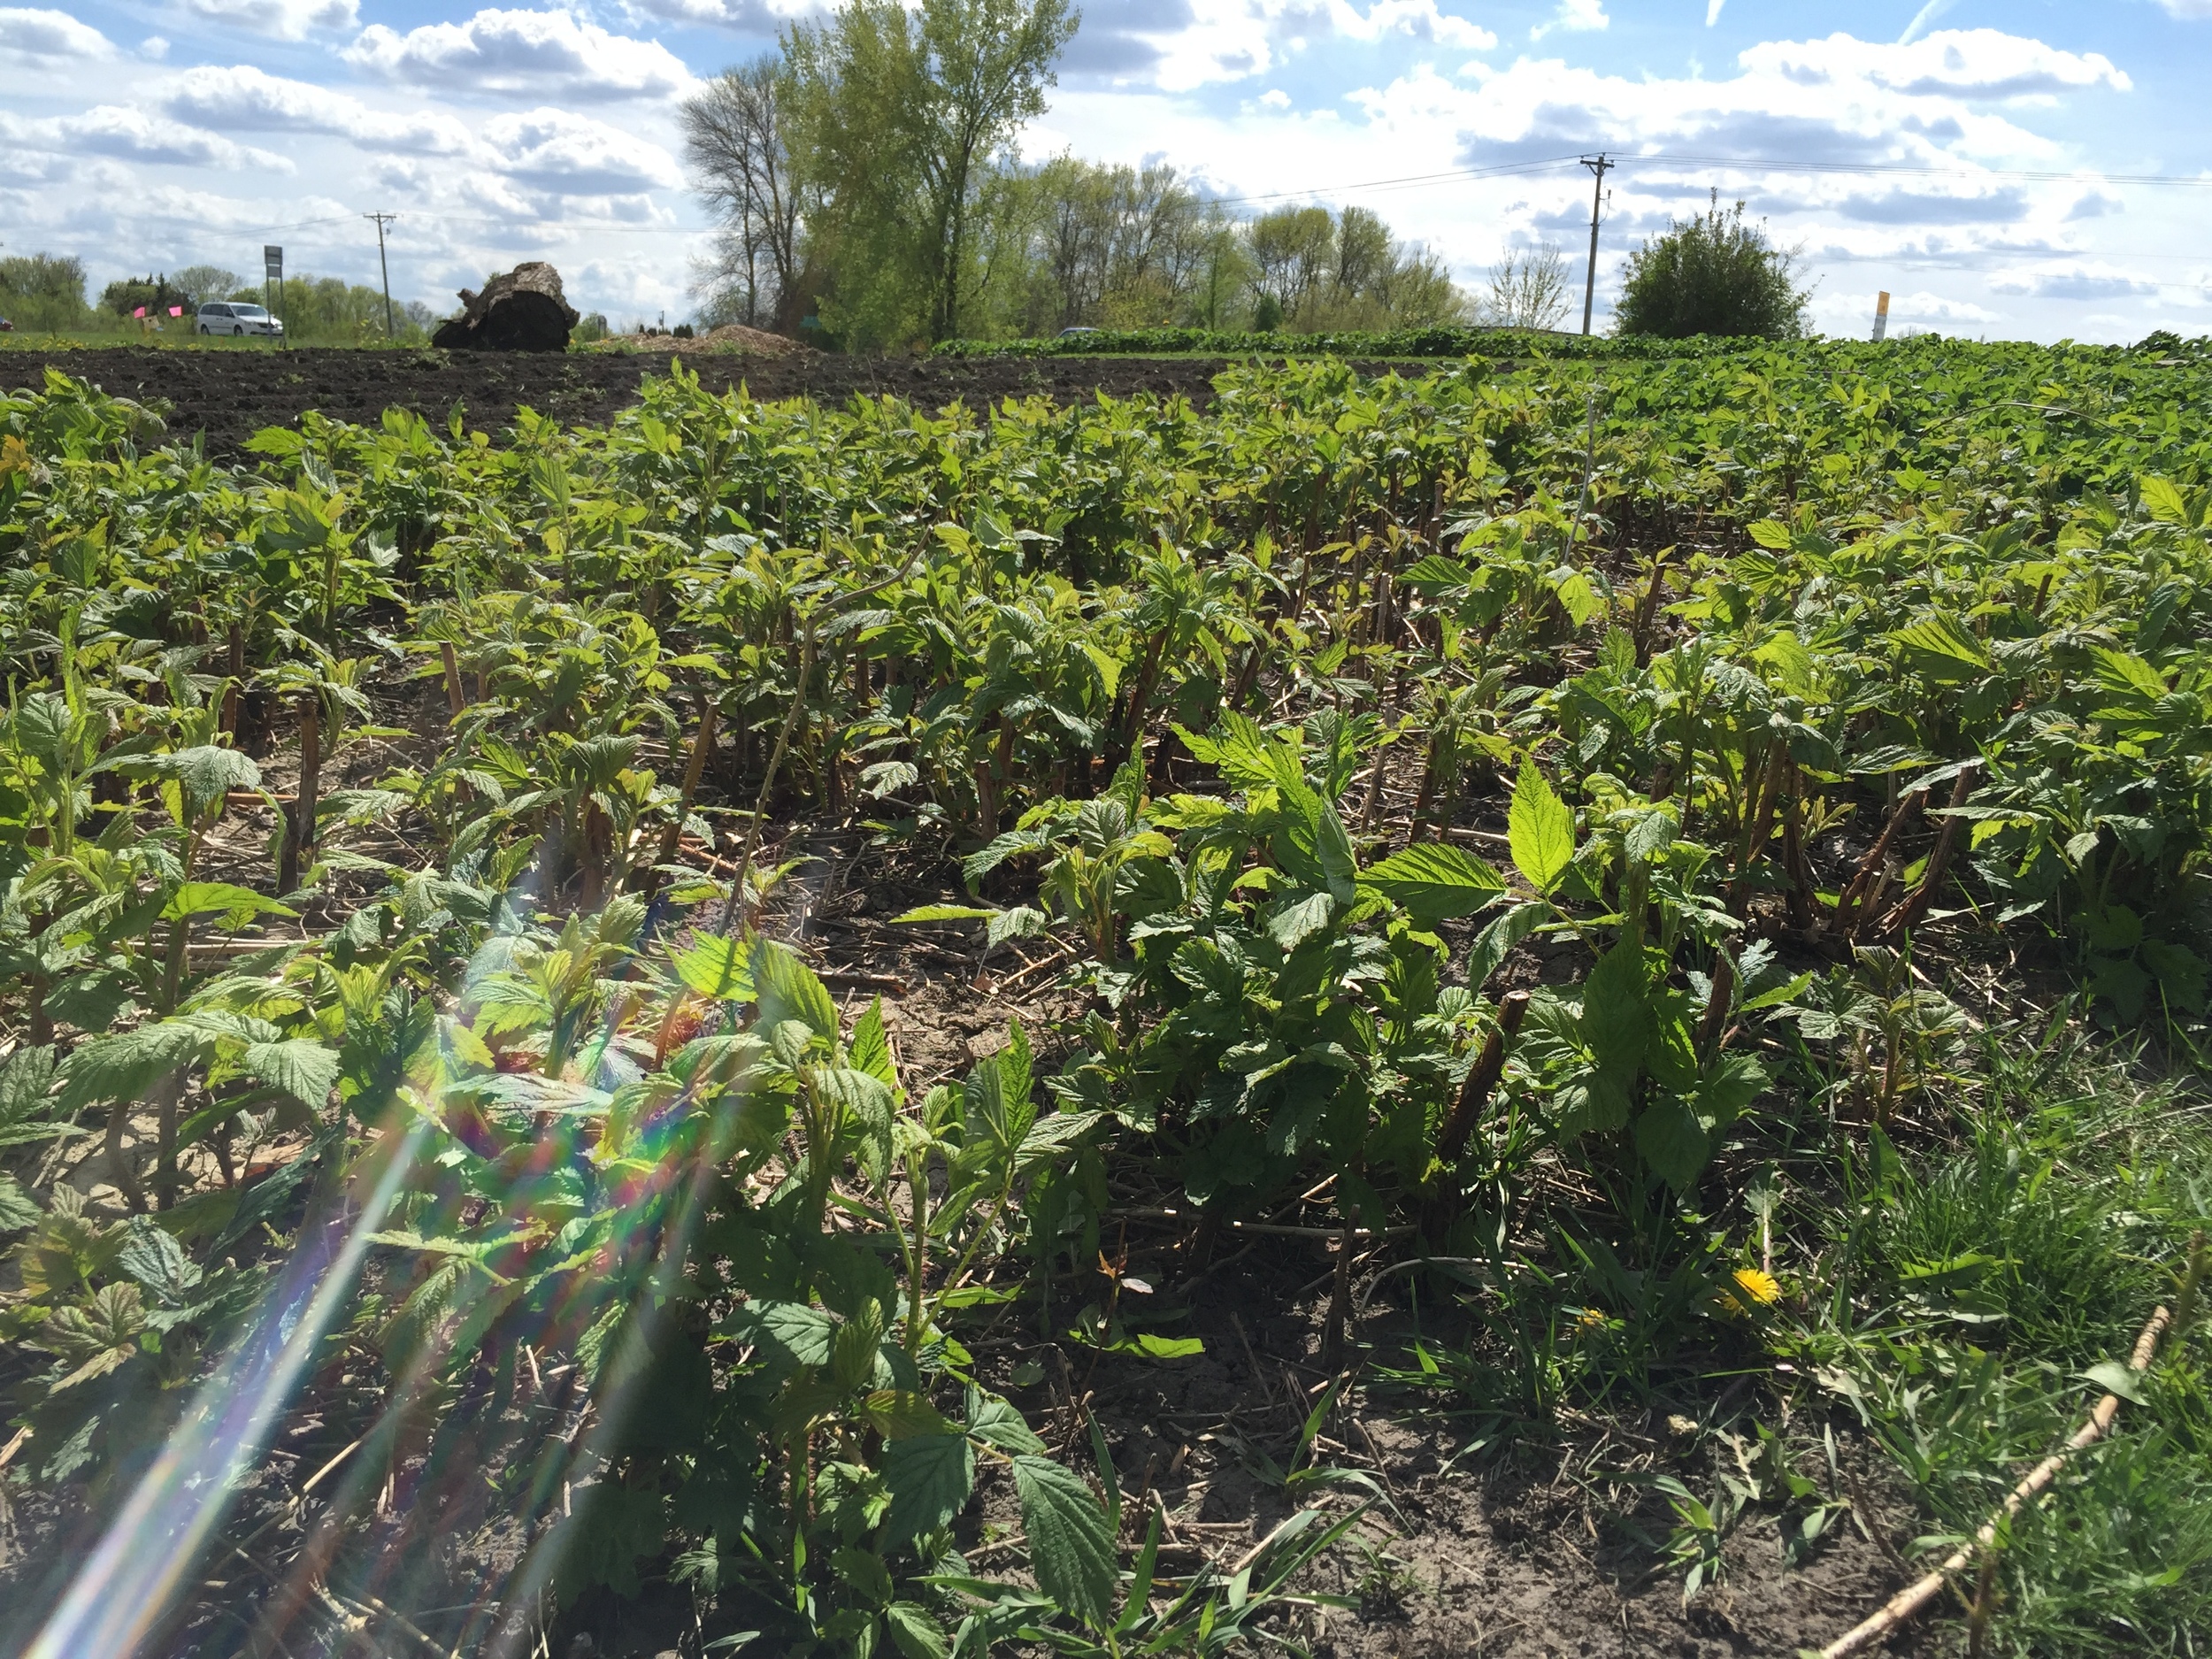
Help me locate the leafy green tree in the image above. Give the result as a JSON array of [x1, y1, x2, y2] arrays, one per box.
[[170, 265, 241, 308], [782, 0, 1077, 346], [1614, 192, 1810, 339], [98, 273, 187, 318], [0, 253, 90, 330], [1243, 203, 1466, 333]]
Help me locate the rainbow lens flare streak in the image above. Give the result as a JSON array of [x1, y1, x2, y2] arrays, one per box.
[[23, 851, 790, 1655], [24, 1121, 428, 1659]]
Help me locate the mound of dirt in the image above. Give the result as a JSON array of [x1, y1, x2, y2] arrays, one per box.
[[595, 324, 810, 358]]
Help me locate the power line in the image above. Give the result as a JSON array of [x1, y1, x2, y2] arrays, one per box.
[[1620, 153, 2212, 188], [1180, 151, 2212, 211], [1202, 155, 1587, 208]]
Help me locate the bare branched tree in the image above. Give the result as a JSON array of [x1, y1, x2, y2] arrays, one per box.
[[680, 56, 804, 331], [1479, 243, 1571, 331]]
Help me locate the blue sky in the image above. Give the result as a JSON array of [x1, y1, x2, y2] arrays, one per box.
[[4, 0, 2209, 340]]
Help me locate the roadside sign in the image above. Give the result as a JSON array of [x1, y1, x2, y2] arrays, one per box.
[[265, 245, 283, 280]]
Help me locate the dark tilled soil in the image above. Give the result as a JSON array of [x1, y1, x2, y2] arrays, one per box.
[[0, 347, 1243, 457]]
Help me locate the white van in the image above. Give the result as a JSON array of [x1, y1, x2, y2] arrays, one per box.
[[196, 303, 284, 338]]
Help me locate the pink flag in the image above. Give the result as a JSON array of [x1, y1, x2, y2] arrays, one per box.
[[133, 305, 146, 319], [169, 305, 183, 317]]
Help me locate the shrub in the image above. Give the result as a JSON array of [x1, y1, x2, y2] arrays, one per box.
[[1614, 193, 1810, 340]]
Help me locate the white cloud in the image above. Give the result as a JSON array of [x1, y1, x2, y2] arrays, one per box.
[[1531, 0, 1607, 42], [1, 104, 295, 172], [480, 107, 683, 194], [1060, 0, 1493, 92], [1746, 29, 2129, 99], [344, 9, 697, 103], [160, 65, 476, 156], [1822, 287, 2001, 326], [1705, 0, 1724, 23], [180, 0, 359, 41], [2156, 0, 2212, 15], [1331, 0, 1494, 51], [1258, 88, 1291, 108], [622, 0, 813, 27], [1989, 261, 2160, 300], [0, 7, 115, 60], [141, 35, 170, 58]]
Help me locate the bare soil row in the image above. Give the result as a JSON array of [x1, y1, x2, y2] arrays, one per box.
[[0, 347, 1240, 455]]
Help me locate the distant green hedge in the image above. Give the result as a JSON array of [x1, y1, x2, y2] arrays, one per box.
[[933, 326, 2212, 362], [930, 326, 1789, 360]]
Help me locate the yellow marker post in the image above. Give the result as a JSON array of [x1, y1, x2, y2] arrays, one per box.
[[1871, 289, 1892, 343]]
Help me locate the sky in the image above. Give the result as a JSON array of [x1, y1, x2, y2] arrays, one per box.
[[4, 0, 2210, 342]]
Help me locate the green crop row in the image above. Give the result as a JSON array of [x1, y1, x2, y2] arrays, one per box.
[[0, 339, 2208, 1655], [931, 324, 2212, 364]]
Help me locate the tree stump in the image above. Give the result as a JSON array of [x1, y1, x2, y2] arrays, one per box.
[[430, 262, 580, 352]]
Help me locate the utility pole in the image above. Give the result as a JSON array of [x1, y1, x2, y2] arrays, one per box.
[[365, 211, 397, 338], [1579, 153, 1612, 336]]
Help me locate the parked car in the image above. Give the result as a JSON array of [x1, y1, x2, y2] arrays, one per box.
[[196, 303, 283, 338]]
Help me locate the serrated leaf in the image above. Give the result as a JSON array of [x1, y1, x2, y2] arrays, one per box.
[[1890, 613, 1990, 679], [1634, 1099, 1710, 1193], [1268, 891, 1336, 950], [720, 1300, 837, 1366], [986, 906, 1048, 947], [1315, 804, 1358, 904], [882, 1433, 975, 1547], [1508, 758, 1575, 895], [119, 744, 260, 810], [1014, 1455, 1117, 1631], [164, 881, 296, 927], [849, 1000, 896, 1087], [242, 1039, 339, 1112], [1360, 843, 1507, 924], [0, 1177, 40, 1232], [57, 1021, 207, 1116], [1466, 902, 1544, 991], [1400, 553, 1474, 594], [673, 933, 753, 1003], [116, 1216, 203, 1303], [890, 904, 995, 926], [2139, 475, 2190, 525], [862, 1390, 958, 1440], [1579, 943, 1650, 1074], [884, 1602, 949, 1659], [966, 1391, 1047, 1454], [756, 940, 839, 1043], [0, 1046, 58, 1125]]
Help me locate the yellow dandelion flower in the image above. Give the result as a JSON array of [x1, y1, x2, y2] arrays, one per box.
[[1732, 1266, 1781, 1306]]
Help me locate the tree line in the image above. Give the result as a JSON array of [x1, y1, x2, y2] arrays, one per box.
[[677, 0, 1564, 349], [0, 256, 437, 342], [681, 0, 1812, 349]]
